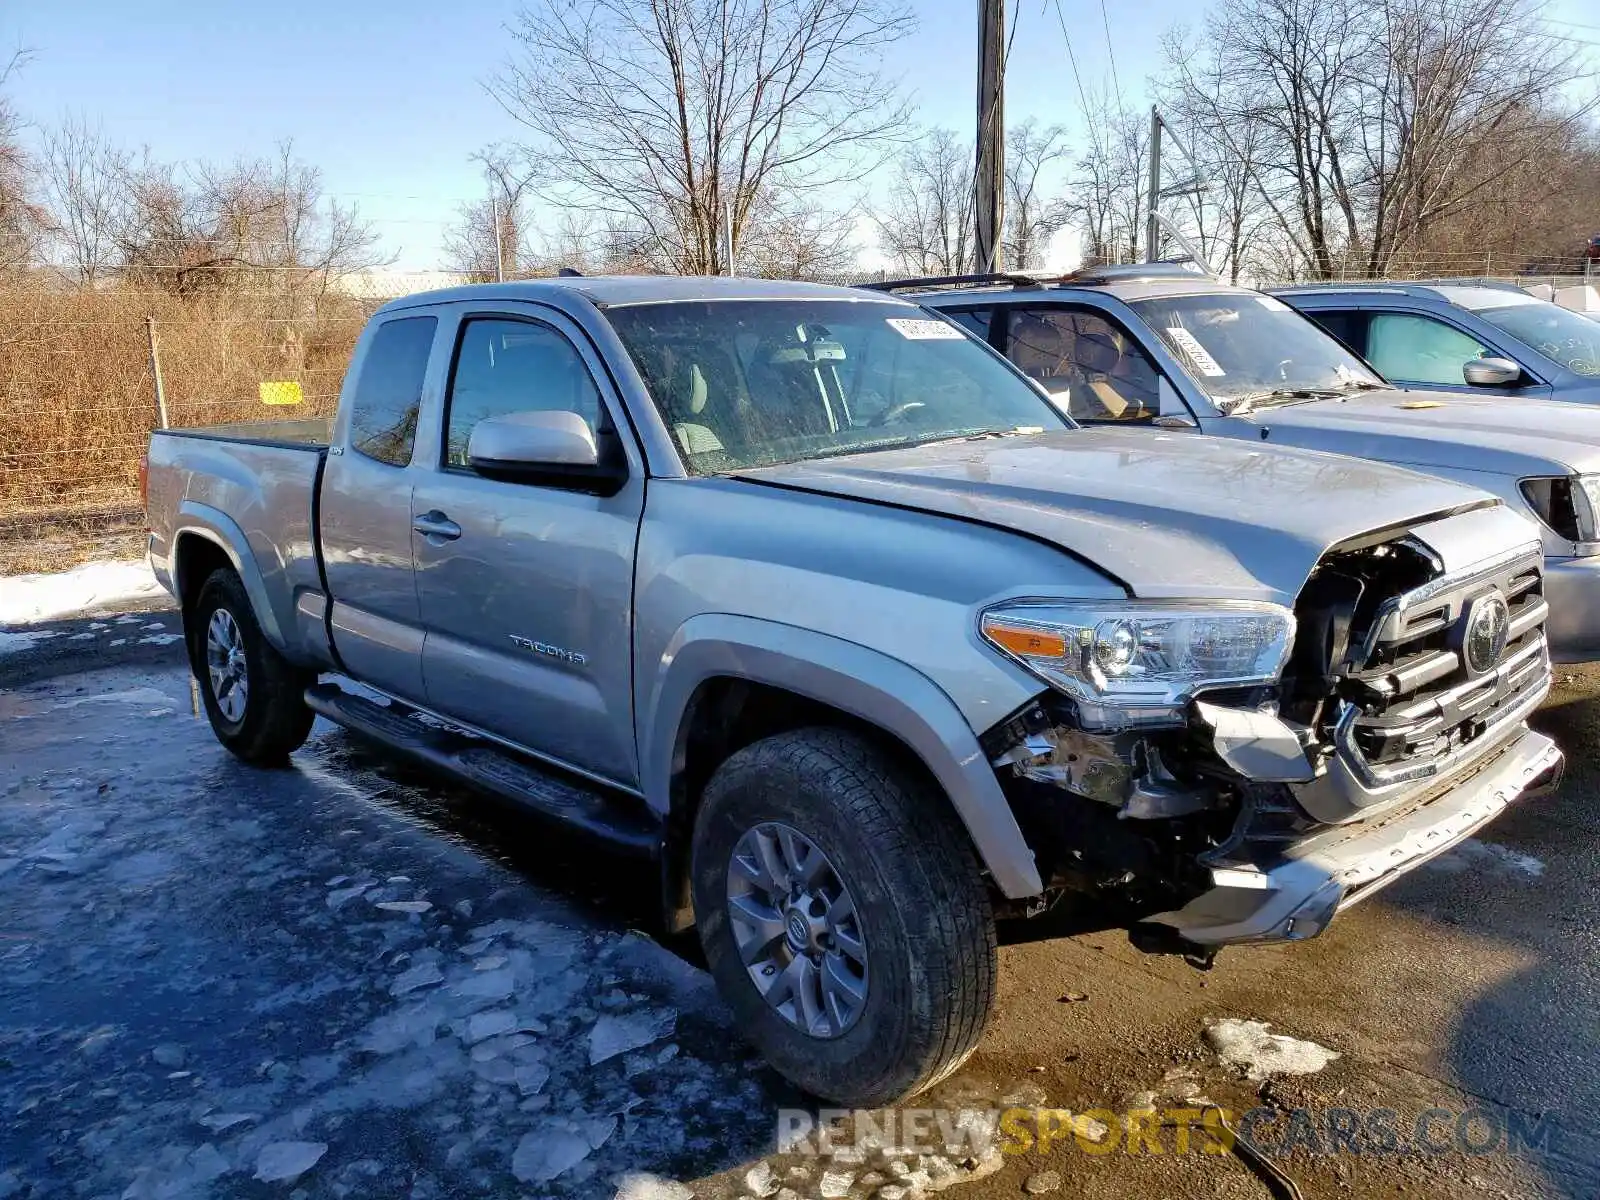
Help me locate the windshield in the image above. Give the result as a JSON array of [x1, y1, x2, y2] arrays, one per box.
[[1130, 293, 1384, 409], [1470, 300, 1600, 377], [605, 300, 1069, 472]]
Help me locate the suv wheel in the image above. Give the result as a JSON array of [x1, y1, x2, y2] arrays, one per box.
[[191, 567, 315, 764], [691, 728, 997, 1106]]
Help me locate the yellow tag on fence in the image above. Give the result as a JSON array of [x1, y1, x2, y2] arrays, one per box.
[[259, 381, 304, 407]]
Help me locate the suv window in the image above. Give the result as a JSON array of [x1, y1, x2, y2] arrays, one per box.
[[1005, 307, 1162, 421], [1365, 313, 1493, 386], [444, 318, 603, 468], [348, 316, 437, 467], [944, 308, 993, 343]]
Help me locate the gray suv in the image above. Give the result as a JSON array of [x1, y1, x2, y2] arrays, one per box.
[[910, 267, 1600, 662], [1273, 282, 1600, 404]]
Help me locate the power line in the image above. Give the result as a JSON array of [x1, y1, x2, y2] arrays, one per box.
[[1048, 0, 1097, 128], [1100, 0, 1124, 108]]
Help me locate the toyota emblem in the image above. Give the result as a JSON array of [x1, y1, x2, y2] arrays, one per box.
[[1462, 591, 1511, 676]]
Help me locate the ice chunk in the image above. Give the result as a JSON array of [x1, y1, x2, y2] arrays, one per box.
[[589, 1009, 677, 1065], [613, 1172, 694, 1200], [391, 963, 445, 996], [511, 1127, 594, 1184], [253, 1141, 327, 1183], [1205, 1018, 1339, 1080]]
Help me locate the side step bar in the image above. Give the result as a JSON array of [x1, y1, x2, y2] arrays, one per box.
[[304, 683, 659, 857]]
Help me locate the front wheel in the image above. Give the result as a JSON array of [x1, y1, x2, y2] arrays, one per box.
[[191, 568, 315, 764], [691, 728, 997, 1106]]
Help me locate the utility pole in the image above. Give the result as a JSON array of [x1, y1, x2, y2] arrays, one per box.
[[975, 0, 1005, 274], [1145, 105, 1162, 263], [491, 193, 505, 283]]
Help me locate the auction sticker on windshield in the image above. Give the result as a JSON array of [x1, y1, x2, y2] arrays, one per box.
[[887, 318, 967, 340], [1166, 327, 1226, 376]]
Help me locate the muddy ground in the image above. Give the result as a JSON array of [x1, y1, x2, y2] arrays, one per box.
[[1, 606, 1595, 1199]]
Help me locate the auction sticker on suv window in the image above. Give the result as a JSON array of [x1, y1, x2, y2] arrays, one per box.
[[1166, 327, 1226, 376], [887, 318, 966, 340]]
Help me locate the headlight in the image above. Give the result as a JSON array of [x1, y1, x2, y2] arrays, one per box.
[[980, 600, 1296, 729], [1521, 475, 1598, 542]]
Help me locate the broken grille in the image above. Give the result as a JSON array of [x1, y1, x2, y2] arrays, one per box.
[[1336, 547, 1551, 789]]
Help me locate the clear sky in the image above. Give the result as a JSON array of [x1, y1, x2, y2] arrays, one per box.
[[4, 0, 1597, 271]]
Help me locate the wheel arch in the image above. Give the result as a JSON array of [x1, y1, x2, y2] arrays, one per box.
[[641, 615, 1044, 930], [171, 503, 289, 655]]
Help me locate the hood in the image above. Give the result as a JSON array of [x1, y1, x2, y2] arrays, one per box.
[[735, 429, 1493, 605], [1243, 389, 1600, 477]]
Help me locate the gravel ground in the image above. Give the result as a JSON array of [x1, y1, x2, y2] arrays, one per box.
[[1, 612, 1597, 1199]]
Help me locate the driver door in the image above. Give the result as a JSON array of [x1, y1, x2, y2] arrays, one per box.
[[411, 307, 644, 788]]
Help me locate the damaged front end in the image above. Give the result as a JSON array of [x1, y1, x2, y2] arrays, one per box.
[[980, 508, 1562, 963]]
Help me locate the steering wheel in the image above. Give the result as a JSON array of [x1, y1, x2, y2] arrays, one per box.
[[870, 400, 927, 427]]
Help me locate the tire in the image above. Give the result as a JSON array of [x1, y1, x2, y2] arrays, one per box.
[[190, 567, 315, 765], [691, 727, 997, 1106]]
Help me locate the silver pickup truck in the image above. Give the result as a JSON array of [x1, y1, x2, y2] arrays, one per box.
[[146, 276, 1562, 1106]]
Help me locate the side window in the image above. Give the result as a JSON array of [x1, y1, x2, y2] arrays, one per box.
[[1005, 307, 1163, 422], [348, 316, 437, 466], [1365, 313, 1492, 386], [944, 307, 993, 343], [1304, 310, 1364, 355], [444, 318, 604, 469]]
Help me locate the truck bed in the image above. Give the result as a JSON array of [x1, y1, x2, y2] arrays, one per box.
[[145, 424, 330, 664]]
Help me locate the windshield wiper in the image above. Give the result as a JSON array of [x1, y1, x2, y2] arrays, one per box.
[[1220, 385, 1373, 415]]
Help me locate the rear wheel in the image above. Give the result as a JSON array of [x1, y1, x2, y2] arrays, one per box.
[[191, 568, 315, 764], [691, 728, 997, 1106]]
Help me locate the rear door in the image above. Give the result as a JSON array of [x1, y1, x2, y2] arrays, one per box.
[[320, 313, 441, 703], [411, 304, 645, 787]]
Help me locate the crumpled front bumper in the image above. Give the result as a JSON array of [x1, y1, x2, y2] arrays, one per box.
[[1541, 554, 1600, 664], [1143, 726, 1562, 948]]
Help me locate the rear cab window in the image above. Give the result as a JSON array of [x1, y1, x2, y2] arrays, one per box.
[[347, 316, 438, 466]]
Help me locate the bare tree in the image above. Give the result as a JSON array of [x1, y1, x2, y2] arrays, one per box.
[[37, 115, 130, 286], [1065, 95, 1148, 266], [442, 148, 539, 280], [1175, 0, 1593, 279], [490, 0, 911, 275], [1003, 118, 1069, 269], [875, 127, 973, 274], [117, 142, 384, 296], [0, 52, 42, 272]]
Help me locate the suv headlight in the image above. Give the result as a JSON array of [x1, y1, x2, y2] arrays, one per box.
[[1521, 475, 1598, 542], [980, 600, 1296, 729]]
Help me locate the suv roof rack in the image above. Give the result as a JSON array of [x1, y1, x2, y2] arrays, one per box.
[[1064, 261, 1217, 286], [859, 270, 1057, 295], [860, 260, 1219, 296]]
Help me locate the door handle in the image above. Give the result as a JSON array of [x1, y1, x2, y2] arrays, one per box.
[[412, 511, 462, 541]]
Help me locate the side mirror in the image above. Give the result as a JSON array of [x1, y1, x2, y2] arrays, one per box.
[[1462, 356, 1521, 387], [467, 410, 625, 494]]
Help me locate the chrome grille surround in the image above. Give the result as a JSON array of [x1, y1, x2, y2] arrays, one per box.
[[1341, 545, 1549, 790], [1291, 538, 1551, 825]]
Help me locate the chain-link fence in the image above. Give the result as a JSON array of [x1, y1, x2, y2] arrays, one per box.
[[0, 277, 384, 573]]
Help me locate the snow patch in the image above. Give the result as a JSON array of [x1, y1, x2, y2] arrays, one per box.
[[1424, 838, 1545, 878], [253, 1141, 327, 1183], [0, 560, 163, 626], [0, 629, 59, 656], [1205, 1019, 1339, 1080], [613, 1173, 694, 1200], [49, 688, 173, 711]]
